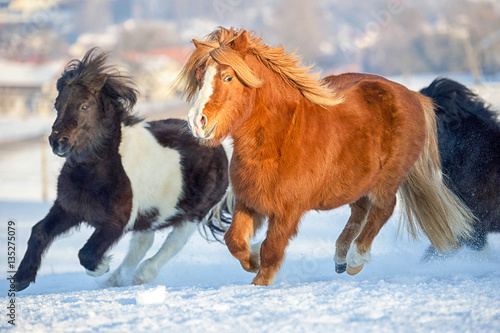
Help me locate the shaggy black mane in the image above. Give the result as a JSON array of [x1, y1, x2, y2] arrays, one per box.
[[57, 47, 139, 122]]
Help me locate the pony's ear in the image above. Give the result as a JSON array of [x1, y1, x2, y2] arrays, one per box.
[[56, 77, 65, 92], [192, 39, 202, 48], [230, 30, 249, 57], [89, 73, 107, 92]]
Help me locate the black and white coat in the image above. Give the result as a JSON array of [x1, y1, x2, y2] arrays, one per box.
[[15, 49, 232, 291]]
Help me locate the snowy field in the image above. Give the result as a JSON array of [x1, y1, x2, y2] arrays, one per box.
[[1, 80, 500, 332], [1, 202, 500, 332]]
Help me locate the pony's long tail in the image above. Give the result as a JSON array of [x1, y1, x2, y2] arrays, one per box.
[[200, 187, 234, 243], [398, 94, 475, 252]]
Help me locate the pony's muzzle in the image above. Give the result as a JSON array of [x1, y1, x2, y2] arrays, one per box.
[[49, 131, 71, 157], [189, 113, 216, 139]]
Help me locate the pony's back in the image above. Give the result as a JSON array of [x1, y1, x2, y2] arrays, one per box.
[[420, 78, 500, 249], [420, 77, 498, 124]]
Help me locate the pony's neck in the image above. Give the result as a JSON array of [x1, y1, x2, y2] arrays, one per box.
[[231, 63, 305, 163], [243, 57, 304, 131]]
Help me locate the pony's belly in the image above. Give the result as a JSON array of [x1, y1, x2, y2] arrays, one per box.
[[119, 122, 184, 231]]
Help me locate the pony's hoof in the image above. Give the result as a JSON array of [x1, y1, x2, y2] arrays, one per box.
[[251, 276, 272, 286], [15, 280, 31, 292], [239, 254, 260, 272], [132, 277, 146, 285], [241, 260, 259, 273], [248, 255, 261, 273], [105, 274, 123, 287], [346, 263, 364, 276], [335, 262, 347, 274], [248, 242, 261, 272], [85, 255, 112, 277]]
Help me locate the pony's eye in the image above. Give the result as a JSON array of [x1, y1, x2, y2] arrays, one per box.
[[80, 104, 89, 111], [223, 76, 233, 83]]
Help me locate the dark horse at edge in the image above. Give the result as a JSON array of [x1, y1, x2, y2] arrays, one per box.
[[15, 48, 232, 291], [420, 77, 500, 258]]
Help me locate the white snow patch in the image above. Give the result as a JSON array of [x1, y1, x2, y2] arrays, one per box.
[[135, 286, 167, 305]]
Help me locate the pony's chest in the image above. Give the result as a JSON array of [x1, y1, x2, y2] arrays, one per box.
[[58, 162, 130, 222], [230, 157, 279, 213]]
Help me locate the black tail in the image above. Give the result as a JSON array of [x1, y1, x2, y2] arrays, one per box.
[[199, 189, 234, 243], [419, 77, 496, 124]]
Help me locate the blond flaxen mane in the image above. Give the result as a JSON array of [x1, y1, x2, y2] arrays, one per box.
[[175, 27, 343, 107]]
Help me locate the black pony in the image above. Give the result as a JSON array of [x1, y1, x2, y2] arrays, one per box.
[[15, 48, 232, 291], [420, 77, 500, 258]]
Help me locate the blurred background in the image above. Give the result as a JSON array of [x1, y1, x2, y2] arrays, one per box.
[[1, 0, 500, 202]]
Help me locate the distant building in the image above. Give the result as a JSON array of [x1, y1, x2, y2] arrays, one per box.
[[0, 59, 63, 116]]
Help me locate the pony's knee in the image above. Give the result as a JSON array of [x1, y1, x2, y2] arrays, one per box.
[[224, 228, 249, 256]]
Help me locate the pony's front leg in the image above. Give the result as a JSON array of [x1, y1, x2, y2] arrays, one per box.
[[106, 231, 155, 287], [133, 221, 197, 285], [334, 197, 370, 273], [252, 211, 303, 286], [15, 202, 80, 291], [224, 200, 264, 273], [78, 223, 124, 277]]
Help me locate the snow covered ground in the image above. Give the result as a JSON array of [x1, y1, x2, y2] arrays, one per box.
[[1, 201, 499, 332]]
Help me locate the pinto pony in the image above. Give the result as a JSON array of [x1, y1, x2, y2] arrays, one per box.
[[15, 48, 232, 291], [420, 77, 500, 258], [175, 27, 475, 286]]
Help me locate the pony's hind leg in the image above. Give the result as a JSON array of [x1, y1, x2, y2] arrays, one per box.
[[334, 197, 370, 273], [132, 221, 197, 285], [224, 200, 265, 273], [346, 196, 397, 275], [252, 210, 303, 286], [106, 231, 155, 287]]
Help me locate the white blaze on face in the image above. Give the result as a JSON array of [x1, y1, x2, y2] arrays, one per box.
[[187, 65, 217, 138]]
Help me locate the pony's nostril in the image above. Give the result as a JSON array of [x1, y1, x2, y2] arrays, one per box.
[[200, 114, 207, 129], [59, 136, 69, 144]]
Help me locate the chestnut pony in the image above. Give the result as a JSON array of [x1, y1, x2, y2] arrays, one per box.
[[176, 27, 475, 286]]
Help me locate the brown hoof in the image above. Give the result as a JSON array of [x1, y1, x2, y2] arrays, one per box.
[[251, 276, 272, 286], [240, 259, 259, 273], [346, 263, 364, 275]]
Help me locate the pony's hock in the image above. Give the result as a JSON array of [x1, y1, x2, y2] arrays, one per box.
[[176, 27, 476, 286], [15, 48, 233, 292]]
